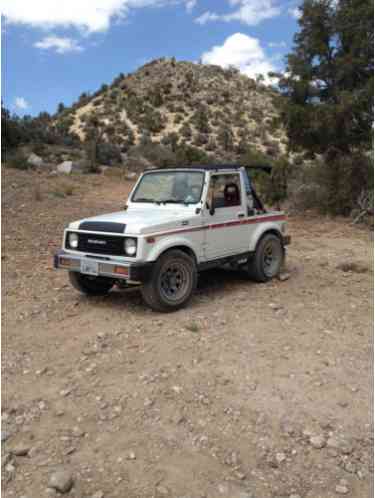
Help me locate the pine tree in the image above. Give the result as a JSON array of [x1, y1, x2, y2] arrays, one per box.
[[276, 0, 373, 155]]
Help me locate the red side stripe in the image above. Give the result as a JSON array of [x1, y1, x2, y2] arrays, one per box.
[[148, 214, 285, 239]]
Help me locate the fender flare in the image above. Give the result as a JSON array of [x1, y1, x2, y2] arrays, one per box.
[[146, 235, 199, 264], [250, 222, 284, 252]]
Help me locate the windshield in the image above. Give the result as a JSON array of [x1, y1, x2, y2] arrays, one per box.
[[132, 171, 205, 205]]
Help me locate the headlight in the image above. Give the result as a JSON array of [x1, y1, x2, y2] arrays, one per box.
[[68, 232, 79, 249], [124, 238, 137, 256]]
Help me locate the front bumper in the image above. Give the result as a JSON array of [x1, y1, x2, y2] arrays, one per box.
[[53, 250, 154, 283]]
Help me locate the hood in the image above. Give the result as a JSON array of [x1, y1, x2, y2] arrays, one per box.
[[69, 205, 199, 234]]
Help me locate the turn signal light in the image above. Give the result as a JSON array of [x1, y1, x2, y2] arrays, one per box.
[[114, 266, 129, 276], [59, 257, 72, 267]]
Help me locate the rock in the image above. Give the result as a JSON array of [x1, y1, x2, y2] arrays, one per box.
[[335, 485, 349, 495], [327, 436, 353, 455], [72, 426, 85, 438], [269, 302, 283, 311], [92, 492, 104, 498], [45, 488, 58, 497], [1, 431, 10, 442], [126, 172, 137, 180], [290, 495, 301, 498], [2, 452, 12, 467], [276, 452, 286, 464], [225, 451, 239, 466], [343, 460, 356, 473], [127, 451, 136, 460], [278, 272, 291, 281], [27, 153, 44, 168], [48, 469, 74, 493], [11, 443, 30, 456], [5, 463, 16, 473], [56, 161, 77, 174], [309, 435, 326, 449], [99, 165, 110, 174], [156, 485, 170, 495]]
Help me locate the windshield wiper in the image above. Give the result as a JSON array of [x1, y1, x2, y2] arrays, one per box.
[[159, 199, 190, 205], [134, 197, 160, 204]]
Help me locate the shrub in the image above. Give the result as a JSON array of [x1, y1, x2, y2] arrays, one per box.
[[96, 143, 122, 165], [174, 114, 183, 125], [206, 136, 217, 152], [32, 143, 48, 156], [288, 151, 373, 215], [7, 151, 28, 170], [141, 109, 165, 133], [161, 132, 179, 152], [175, 143, 210, 165], [217, 127, 234, 151], [194, 133, 209, 146], [180, 122, 192, 139], [128, 142, 176, 168]]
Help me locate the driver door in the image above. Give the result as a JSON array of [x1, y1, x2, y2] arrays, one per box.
[[203, 172, 249, 260]]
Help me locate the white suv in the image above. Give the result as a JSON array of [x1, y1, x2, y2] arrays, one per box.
[[54, 165, 290, 312]]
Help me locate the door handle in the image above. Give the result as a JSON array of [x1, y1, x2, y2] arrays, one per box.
[[238, 213, 245, 218]]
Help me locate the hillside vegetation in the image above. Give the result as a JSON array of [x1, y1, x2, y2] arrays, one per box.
[[56, 58, 287, 161]]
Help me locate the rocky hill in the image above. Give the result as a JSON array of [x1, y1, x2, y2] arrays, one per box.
[[55, 58, 288, 164]]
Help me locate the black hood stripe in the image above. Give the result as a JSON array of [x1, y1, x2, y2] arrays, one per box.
[[79, 221, 126, 233]]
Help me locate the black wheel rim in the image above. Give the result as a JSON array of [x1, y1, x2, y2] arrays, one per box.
[[262, 240, 282, 277], [159, 261, 190, 302]]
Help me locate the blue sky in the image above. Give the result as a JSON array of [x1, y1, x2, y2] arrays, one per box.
[[1, 0, 301, 117]]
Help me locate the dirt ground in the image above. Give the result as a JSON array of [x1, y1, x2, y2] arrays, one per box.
[[2, 169, 374, 498]]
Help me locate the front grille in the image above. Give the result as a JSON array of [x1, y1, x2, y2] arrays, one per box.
[[66, 231, 126, 256]]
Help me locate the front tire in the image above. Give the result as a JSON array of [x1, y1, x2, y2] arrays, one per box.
[[69, 271, 114, 296], [141, 250, 197, 312], [247, 233, 284, 282]]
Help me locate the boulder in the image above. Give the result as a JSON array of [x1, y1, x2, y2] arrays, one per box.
[[56, 161, 76, 174], [27, 153, 44, 168]]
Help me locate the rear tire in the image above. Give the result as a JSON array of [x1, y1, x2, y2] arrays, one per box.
[[69, 271, 114, 296], [247, 233, 284, 282], [141, 250, 197, 312]]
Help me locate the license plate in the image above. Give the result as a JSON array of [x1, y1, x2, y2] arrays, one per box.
[[80, 259, 99, 276]]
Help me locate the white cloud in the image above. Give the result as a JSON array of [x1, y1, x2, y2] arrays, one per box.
[[288, 6, 301, 19], [195, 11, 219, 24], [14, 97, 30, 110], [195, 0, 280, 26], [186, 0, 197, 12], [201, 33, 277, 83], [2, 0, 196, 33], [34, 36, 83, 54], [268, 41, 287, 48]]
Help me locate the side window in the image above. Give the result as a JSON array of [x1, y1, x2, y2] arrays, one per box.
[[209, 173, 242, 209]]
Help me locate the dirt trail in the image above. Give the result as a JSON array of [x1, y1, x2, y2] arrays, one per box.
[[2, 170, 373, 498]]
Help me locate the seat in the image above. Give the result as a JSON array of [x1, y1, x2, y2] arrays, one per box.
[[224, 183, 240, 207]]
